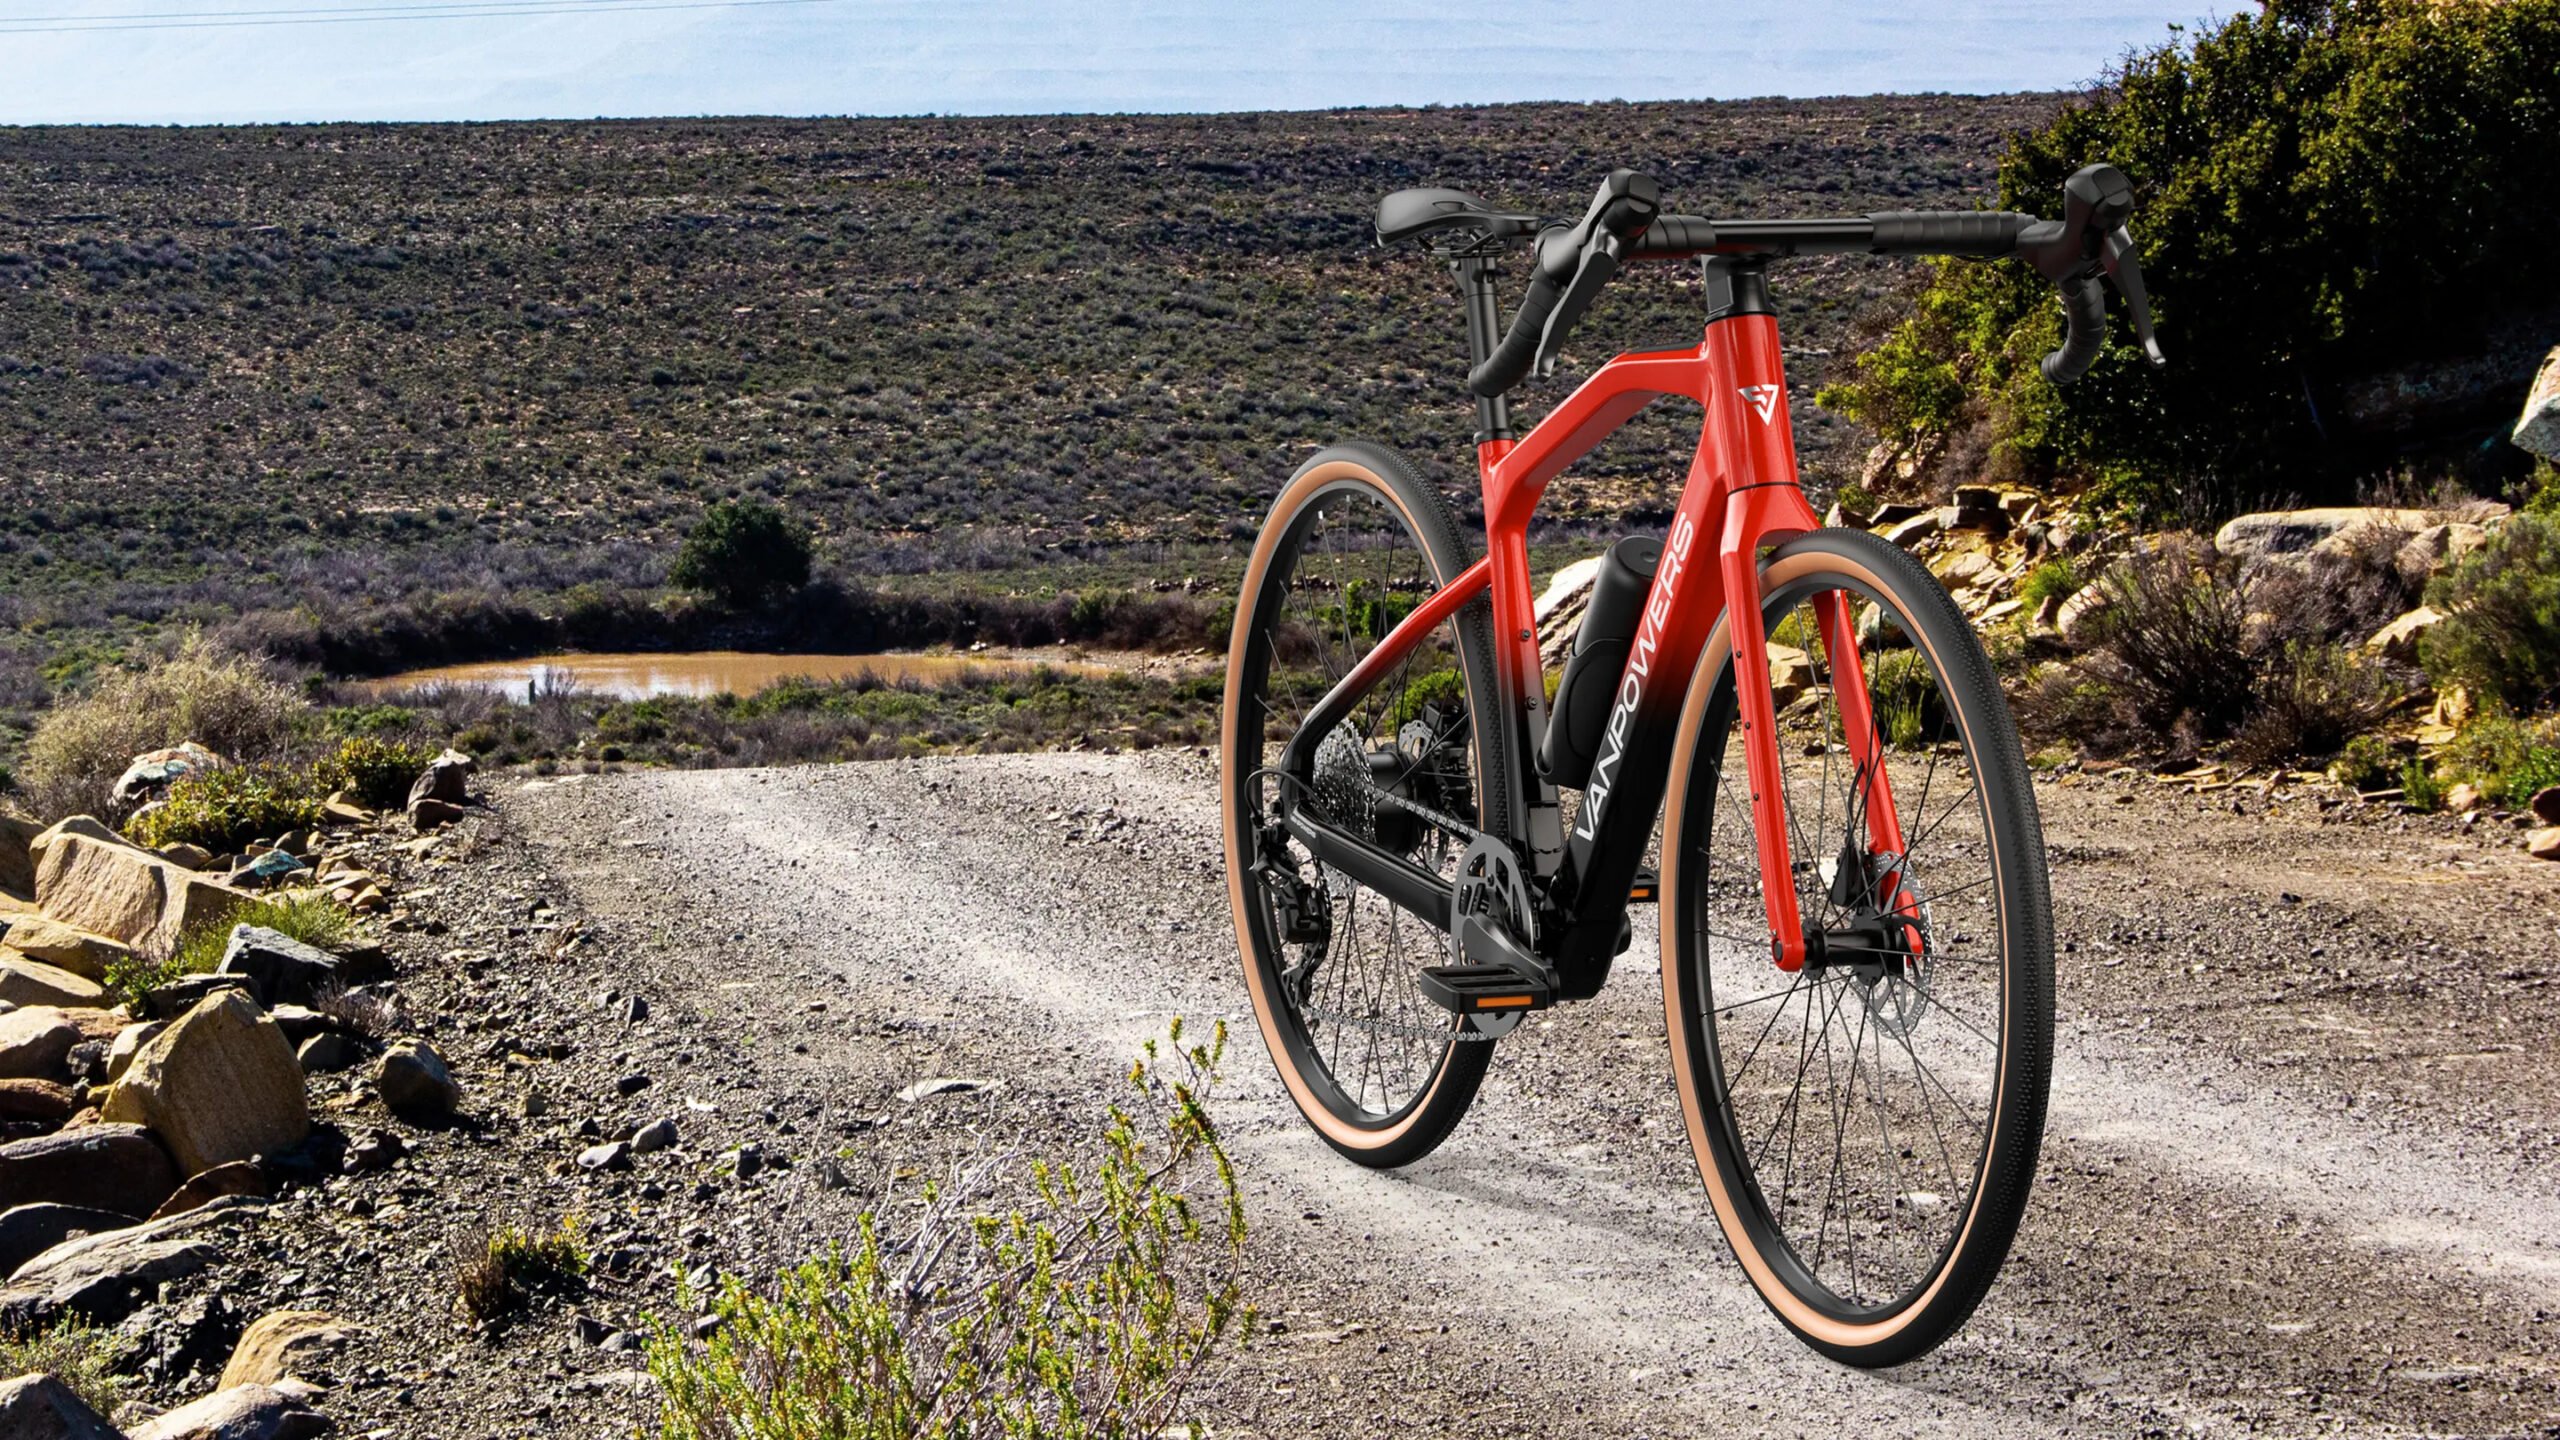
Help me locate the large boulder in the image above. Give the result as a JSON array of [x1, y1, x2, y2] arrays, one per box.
[[0, 1203, 133, 1276], [128, 1382, 329, 1440], [2513, 345, 2560, 461], [111, 743, 225, 810], [0, 1124, 178, 1216], [0, 1079, 76, 1125], [215, 927, 342, 1009], [33, 823, 250, 961], [0, 959, 108, 1011], [2213, 507, 2437, 561], [220, 1309, 367, 1388], [0, 1011, 81, 1081], [0, 1197, 259, 1332], [0, 917, 131, 981], [0, 811, 41, 899], [103, 993, 308, 1177], [0, 1372, 123, 1440], [2364, 606, 2445, 665]]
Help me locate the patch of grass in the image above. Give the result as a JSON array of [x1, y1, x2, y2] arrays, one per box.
[[0, 1317, 131, 1417], [125, 763, 326, 853], [2017, 556, 2081, 610], [647, 1022, 1248, 1440], [2400, 757, 2444, 812], [458, 1216, 590, 1324], [108, 894, 360, 1009], [20, 635, 306, 819]]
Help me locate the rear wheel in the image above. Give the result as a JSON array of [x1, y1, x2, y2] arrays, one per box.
[[1661, 528, 2053, 1366], [1221, 443, 1512, 1168]]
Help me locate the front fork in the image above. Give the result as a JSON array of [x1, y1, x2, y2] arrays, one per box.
[[1719, 535, 1917, 973]]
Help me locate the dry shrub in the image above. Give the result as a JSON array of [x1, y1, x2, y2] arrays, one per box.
[[21, 634, 306, 819]]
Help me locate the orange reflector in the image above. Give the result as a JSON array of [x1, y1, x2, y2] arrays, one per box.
[[1477, 994, 1535, 1010]]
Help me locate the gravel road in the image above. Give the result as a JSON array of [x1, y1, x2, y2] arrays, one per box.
[[502, 750, 2560, 1438]]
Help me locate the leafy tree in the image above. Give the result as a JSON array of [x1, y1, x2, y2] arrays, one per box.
[[1821, 0, 2560, 517], [670, 500, 814, 609]]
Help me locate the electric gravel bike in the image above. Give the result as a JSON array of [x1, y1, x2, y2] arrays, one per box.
[[1221, 164, 2164, 1365]]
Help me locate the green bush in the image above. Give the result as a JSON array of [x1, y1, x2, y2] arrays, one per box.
[[2400, 757, 2445, 811], [2438, 712, 2560, 807], [670, 500, 814, 609], [21, 636, 308, 820], [2328, 733, 2398, 792], [2018, 557, 2082, 610], [125, 764, 326, 854], [647, 1022, 1248, 1440], [0, 1318, 130, 1418], [315, 735, 434, 810], [2421, 513, 2560, 713], [1820, 0, 2560, 515]]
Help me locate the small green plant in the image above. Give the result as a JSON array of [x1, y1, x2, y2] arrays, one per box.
[[0, 1318, 131, 1417], [1832, 482, 1877, 520], [2421, 512, 2560, 714], [1384, 667, 1466, 732], [315, 734, 434, 810], [2400, 757, 2444, 811], [2327, 733, 2399, 792], [2018, 556, 2082, 611], [647, 1021, 1249, 1440], [1867, 649, 1945, 751], [670, 500, 814, 609], [125, 764, 326, 853], [458, 1216, 590, 1323], [107, 894, 358, 1008]]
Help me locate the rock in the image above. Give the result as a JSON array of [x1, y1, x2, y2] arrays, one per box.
[[227, 851, 309, 888], [2514, 345, 2560, 460], [2529, 827, 2560, 863], [141, 975, 259, 1020], [2528, 786, 2560, 827], [2364, 606, 2444, 665], [614, 1072, 650, 1096], [408, 753, 473, 810], [148, 1160, 272, 1221], [2212, 507, 2437, 560], [110, 744, 225, 809], [0, 1078, 76, 1124], [895, 1076, 984, 1103], [1, 1231, 218, 1329], [0, 1203, 134, 1276], [294, 1033, 358, 1075], [622, 995, 649, 1024], [0, 959, 109, 1011], [0, 917, 132, 981], [731, 1143, 766, 1180], [2055, 585, 2110, 647], [0, 1122, 178, 1217], [154, 843, 214, 872], [0, 815, 39, 901], [317, 798, 371, 828], [0, 1371, 123, 1440], [103, 992, 310, 1177], [374, 1038, 459, 1120], [263, 1007, 328, 1045], [1764, 645, 1817, 708], [573, 1311, 614, 1346], [34, 823, 250, 961], [339, 1129, 406, 1174], [407, 797, 468, 831], [629, 1118, 677, 1155], [125, 1288, 240, 1390], [221, 1309, 366, 1389], [1978, 598, 2025, 625], [126, 1383, 328, 1440], [1933, 550, 1993, 588], [1882, 512, 1942, 549], [2444, 782, 2485, 815], [0, 1009, 81, 1080], [577, 1141, 631, 1172], [2395, 523, 2490, 582], [215, 926, 342, 1008]]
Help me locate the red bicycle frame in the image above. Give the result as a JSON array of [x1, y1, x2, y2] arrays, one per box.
[[1290, 305, 1911, 978]]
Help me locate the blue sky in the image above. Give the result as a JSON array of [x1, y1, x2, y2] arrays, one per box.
[[0, 1, 2251, 126]]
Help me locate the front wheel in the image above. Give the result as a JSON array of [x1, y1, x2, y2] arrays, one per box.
[[1661, 527, 2053, 1366]]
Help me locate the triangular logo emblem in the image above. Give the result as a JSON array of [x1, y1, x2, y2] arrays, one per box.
[[1738, 384, 1783, 423]]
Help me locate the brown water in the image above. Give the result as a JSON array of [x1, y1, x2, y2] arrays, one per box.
[[351, 650, 1111, 702]]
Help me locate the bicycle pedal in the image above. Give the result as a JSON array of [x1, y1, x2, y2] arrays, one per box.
[[1418, 963, 1555, 1015], [1627, 867, 1660, 905]]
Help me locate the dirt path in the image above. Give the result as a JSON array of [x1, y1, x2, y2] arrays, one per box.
[[504, 752, 2560, 1437]]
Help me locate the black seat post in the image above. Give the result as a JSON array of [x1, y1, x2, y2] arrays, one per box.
[[1452, 257, 1515, 443]]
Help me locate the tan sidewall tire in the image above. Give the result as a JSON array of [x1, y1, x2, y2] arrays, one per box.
[[1221, 445, 1506, 1165], [1658, 532, 2051, 1364]]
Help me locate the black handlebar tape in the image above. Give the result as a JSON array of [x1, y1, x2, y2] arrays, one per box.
[[1870, 211, 2035, 257], [2040, 271, 2108, 384], [1627, 215, 1718, 259], [1468, 263, 1564, 397]]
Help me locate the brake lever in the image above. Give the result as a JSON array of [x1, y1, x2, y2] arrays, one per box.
[[1534, 232, 1626, 378], [2100, 224, 2167, 367]]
